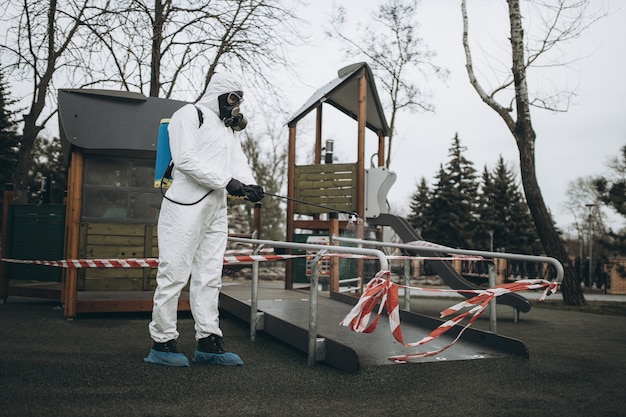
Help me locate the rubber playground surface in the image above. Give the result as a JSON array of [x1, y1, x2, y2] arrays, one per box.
[[1, 291, 625, 417]]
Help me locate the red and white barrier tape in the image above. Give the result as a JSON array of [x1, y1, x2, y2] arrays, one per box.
[[4, 253, 558, 360], [223, 254, 301, 264], [0, 254, 304, 268], [340, 270, 559, 363], [1, 252, 485, 269], [1, 258, 160, 268]]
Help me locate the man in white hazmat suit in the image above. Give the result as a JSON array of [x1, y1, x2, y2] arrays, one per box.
[[145, 72, 264, 367]]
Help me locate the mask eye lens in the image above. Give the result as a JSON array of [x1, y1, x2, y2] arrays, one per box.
[[227, 92, 243, 105]]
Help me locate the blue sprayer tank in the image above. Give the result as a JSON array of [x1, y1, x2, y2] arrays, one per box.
[[154, 118, 172, 188]]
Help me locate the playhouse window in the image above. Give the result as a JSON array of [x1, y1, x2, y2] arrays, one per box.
[[81, 155, 161, 223]]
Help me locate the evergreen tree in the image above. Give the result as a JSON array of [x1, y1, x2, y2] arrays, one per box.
[[480, 156, 541, 254], [447, 133, 479, 246], [475, 165, 498, 250], [425, 165, 462, 247], [407, 176, 431, 234], [425, 133, 479, 248], [0, 69, 21, 196], [407, 138, 542, 256]]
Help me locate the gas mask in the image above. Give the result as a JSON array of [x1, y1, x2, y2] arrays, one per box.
[[218, 91, 247, 131]]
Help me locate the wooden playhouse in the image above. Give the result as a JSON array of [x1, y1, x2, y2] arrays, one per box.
[[58, 89, 188, 317]]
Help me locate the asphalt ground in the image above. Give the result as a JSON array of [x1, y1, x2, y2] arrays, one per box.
[[1, 290, 625, 417]]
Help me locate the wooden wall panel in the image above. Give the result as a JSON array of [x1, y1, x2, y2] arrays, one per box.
[[78, 222, 158, 291]]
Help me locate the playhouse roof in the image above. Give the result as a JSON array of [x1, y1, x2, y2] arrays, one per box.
[[58, 89, 187, 159], [286, 62, 390, 137]]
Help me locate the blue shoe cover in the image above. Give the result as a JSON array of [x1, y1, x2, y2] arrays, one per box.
[[144, 349, 190, 367], [192, 350, 244, 366]]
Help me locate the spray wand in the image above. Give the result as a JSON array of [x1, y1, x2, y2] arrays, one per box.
[[263, 191, 359, 220]]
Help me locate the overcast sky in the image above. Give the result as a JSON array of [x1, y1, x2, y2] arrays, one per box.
[[4, 1, 622, 235], [281, 0, 625, 234]]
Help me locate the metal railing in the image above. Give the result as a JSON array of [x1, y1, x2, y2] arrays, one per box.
[[228, 236, 389, 367], [331, 235, 564, 333]]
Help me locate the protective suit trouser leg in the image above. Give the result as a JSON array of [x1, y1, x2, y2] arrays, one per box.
[[149, 267, 190, 342], [149, 199, 200, 343], [190, 212, 228, 340]]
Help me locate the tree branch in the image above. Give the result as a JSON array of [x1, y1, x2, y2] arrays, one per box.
[[461, 0, 515, 133]]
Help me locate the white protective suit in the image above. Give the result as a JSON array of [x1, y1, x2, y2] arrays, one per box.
[[149, 73, 256, 343]]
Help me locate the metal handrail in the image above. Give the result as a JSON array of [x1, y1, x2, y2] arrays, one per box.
[[227, 236, 390, 367], [332, 235, 564, 333], [331, 235, 564, 282], [228, 236, 389, 270]]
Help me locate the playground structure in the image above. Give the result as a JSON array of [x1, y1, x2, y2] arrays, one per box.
[[284, 62, 391, 288], [281, 62, 534, 313], [0, 63, 566, 371]]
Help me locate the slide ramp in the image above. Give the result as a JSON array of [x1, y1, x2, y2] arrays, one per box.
[[366, 214, 531, 313]]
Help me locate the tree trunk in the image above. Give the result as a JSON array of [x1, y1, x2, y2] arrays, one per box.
[[12, 0, 58, 203], [462, 0, 586, 305], [516, 129, 585, 305], [508, 0, 585, 305], [14, 113, 44, 203], [149, 0, 164, 98]]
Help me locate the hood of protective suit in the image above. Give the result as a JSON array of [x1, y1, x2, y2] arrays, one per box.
[[196, 72, 244, 116]]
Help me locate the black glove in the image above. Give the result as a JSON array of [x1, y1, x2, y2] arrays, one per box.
[[242, 184, 264, 202], [226, 178, 245, 197]]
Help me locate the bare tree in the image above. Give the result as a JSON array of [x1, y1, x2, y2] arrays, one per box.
[[239, 107, 289, 241], [461, 0, 605, 305], [593, 145, 626, 257], [0, 0, 111, 202], [0, 0, 303, 201], [563, 177, 608, 238], [84, 0, 303, 100], [327, 0, 447, 169]]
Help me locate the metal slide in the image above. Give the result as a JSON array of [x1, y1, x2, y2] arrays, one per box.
[[366, 213, 531, 313]]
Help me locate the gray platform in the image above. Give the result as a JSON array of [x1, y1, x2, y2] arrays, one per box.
[[219, 281, 528, 373]]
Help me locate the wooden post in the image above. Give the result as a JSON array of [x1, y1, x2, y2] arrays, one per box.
[[285, 125, 297, 290], [1, 183, 15, 302], [329, 212, 340, 293], [378, 132, 385, 167], [496, 258, 507, 285], [313, 105, 323, 223], [356, 72, 367, 279], [357, 72, 366, 221], [453, 259, 462, 275], [315, 105, 323, 164], [63, 149, 84, 319]]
